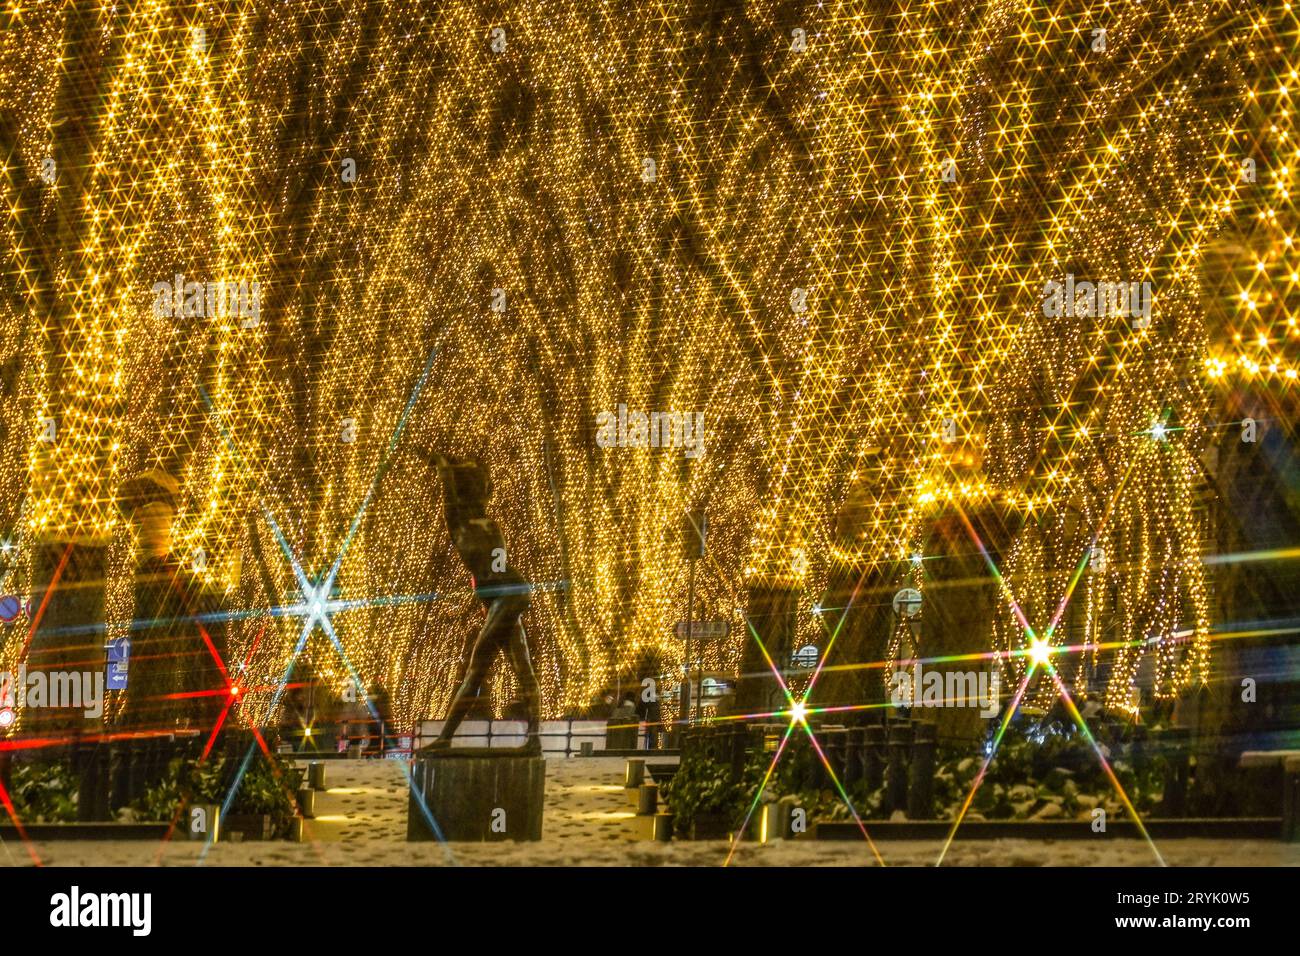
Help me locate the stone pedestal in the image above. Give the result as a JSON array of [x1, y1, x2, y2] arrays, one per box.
[[407, 748, 545, 842]]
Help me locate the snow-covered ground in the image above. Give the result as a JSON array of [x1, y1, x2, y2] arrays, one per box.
[[7, 757, 1298, 867]]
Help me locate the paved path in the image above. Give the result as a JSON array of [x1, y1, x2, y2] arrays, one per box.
[[8, 756, 1300, 866]]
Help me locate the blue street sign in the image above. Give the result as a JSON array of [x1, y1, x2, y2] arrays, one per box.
[[107, 637, 130, 689]]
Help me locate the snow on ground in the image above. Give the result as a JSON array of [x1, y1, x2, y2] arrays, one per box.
[[8, 757, 1299, 867]]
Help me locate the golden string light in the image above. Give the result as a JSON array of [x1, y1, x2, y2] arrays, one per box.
[[0, 0, 1289, 731]]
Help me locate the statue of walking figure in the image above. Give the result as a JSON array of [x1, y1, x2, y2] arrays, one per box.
[[423, 453, 541, 753]]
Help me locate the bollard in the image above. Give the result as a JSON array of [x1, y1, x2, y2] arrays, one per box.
[[864, 724, 886, 791], [756, 796, 801, 842], [637, 782, 659, 816], [907, 722, 936, 819], [651, 813, 674, 841], [187, 803, 221, 842], [625, 758, 646, 806], [580, 740, 594, 757], [309, 760, 327, 791], [755, 801, 781, 843], [886, 721, 913, 814], [624, 757, 646, 788], [297, 787, 316, 819], [777, 794, 803, 838]]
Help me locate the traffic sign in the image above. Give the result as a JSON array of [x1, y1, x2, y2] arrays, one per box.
[[0, 596, 30, 624], [674, 620, 730, 640], [892, 588, 922, 619], [106, 636, 130, 690], [792, 644, 819, 669]]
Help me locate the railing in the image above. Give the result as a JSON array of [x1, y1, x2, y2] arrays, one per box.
[[414, 718, 629, 757], [283, 716, 657, 758], [3, 731, 207, 823]]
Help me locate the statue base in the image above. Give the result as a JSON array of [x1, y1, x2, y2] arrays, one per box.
[[407, 747, 545, 842]]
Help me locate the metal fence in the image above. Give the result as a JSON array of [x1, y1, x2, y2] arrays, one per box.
[[413, 718, 628, 757]]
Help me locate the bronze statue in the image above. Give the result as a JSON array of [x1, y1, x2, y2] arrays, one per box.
[[423, 453, 541, 753]]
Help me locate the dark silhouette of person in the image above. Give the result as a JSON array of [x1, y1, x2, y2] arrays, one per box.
[[424, 454, 540, 753], [368, 682, 400, 753], [632, 654, 665, 750], [636, 684, 663, 751]]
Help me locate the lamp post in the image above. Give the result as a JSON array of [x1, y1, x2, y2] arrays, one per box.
[[682, 510, 707, 729]]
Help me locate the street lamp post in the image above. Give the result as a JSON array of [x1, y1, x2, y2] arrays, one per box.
[[682, 510, 707, 730]]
